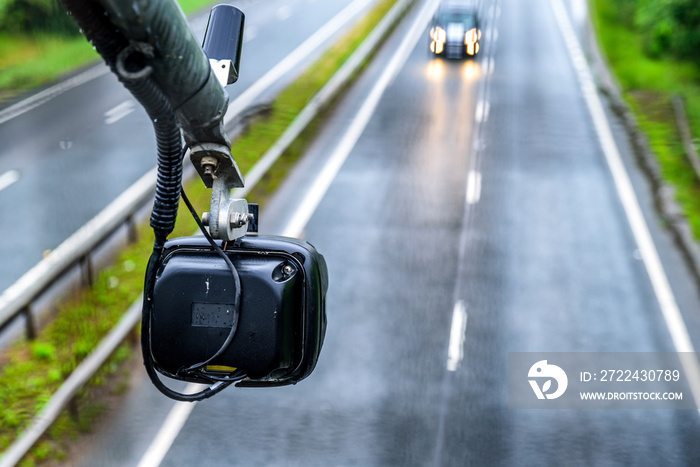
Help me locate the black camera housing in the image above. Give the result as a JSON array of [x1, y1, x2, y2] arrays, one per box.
[[149, 235, 327, 387]]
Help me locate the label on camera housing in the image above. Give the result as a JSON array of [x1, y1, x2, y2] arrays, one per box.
[[192, 303, 237, 328]]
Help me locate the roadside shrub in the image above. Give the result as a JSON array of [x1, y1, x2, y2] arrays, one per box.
[[635, 0, 700, 61], [635, 0, 674, 58], [0, 0, 78, 36], [667, 0, 700, 61], [613, 0, 640, 28]]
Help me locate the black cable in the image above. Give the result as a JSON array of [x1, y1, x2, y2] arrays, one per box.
[[178, 188, 243, 375], [137, 185, 246, 401], [60, 0, 182, 240], [61, 0, 244, 401], [141, 244, 239, 401]]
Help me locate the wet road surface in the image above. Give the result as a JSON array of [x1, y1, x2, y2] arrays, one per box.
[[76, 0, 700, 465], [0, 0, 379, 293]]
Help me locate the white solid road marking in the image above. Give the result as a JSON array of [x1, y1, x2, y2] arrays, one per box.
[[0, 66, 109, 126], [447, 301, 468, 372], [223, 0, 375, 127], [137, 1, 398, 465], [466, 170, 482, 205], [0, 7, 239, 127], [281, 0, 440, 238], [104, 100, 136, 125], [136, 390, 199, 467], [550, 0, 700, 413], [475, 100, 490, 123], [0, 170, 20, 193]]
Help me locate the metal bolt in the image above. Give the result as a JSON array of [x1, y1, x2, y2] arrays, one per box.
[[229, 212, 241, 228], [283, 265, 294, 275], [200, 156, 219, 176], [229, 212, 244, 228], [229, 212, 254, 229]]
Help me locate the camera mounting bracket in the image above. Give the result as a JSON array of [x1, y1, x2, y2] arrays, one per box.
[[202, 175, 252, 241]]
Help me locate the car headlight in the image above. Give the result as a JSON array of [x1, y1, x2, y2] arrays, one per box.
[[464, 28, 481, 55], [430, 26, 446, 54]]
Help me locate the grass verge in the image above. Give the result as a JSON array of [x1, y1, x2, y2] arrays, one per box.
[[0, 0, 219, 104], [0, 0, 401, 465], [591, 0, 700, 238]]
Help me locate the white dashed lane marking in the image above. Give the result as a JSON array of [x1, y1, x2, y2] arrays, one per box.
[[475, 99, 490, 123], [447, 301, 468, 372], [104, 100, 136, 125]]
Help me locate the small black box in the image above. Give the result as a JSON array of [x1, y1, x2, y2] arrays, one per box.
[[149, 235, 327, 386]]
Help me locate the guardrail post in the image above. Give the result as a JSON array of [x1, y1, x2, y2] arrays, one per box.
[[126, 215, 138, 243], [81, 256, 94, 287], [68, 397, 80, 422], [0, 0, 414, 458], [128, 326, 139, 346], [23, 306, 36, 340], [671, 94, 700, 181]]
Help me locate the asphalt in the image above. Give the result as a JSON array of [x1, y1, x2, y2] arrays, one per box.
[[20, 0, 700, 465], [163, 0, 700, 464], [0, 0, 377, 293]]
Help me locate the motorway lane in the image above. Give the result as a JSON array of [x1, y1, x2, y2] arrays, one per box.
[[77, 0, 475, 465], [441, 0, 700, 465], [75, 0, 700, 464], [0, 0, 379, 293], [162, 0, 700, 465], [162, 0, 483, 465]]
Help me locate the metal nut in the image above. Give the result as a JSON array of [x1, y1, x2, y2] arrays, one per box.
[[201, 155, 219, 176], [229, 211, 251, 229]]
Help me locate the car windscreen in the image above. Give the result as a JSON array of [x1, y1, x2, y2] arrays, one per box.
[[437, 11, 476, 29]]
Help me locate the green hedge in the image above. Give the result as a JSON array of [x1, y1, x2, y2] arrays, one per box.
[[0, 0, 79, 35], [631, 0, 700, 61]]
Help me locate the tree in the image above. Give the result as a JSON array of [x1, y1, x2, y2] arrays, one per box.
[[635, 0, 700, 61]]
